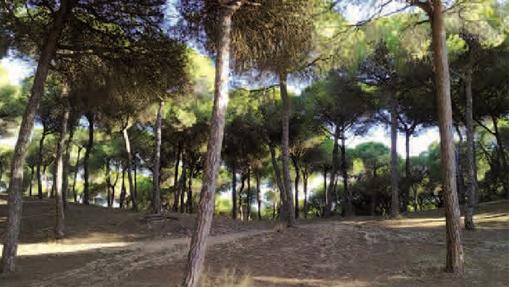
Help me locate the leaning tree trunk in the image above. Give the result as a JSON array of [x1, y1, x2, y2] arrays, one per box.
[[279, 72, 296, 227], [54, 89, 70, 239], [325, 126, 340, 217], [36, 129, 47, 199], [83, 113, 95, 205], [152, 100, 164, 214], [122, 127, 137, 211], [426, 0, 465, 274], [1, 0, 72, 273], [72, 146, 82, 203], [183, 5, 241, 286], [231, 163, 237, 220], [291, 156, 300, 219], [464, 69, 477, 230], [269, 142, 287, 217], [390, 98, 400, 218]]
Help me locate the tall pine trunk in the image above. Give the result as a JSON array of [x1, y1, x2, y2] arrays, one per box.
[[29, 166, 34, 197], [390, 98, 400, 218], [152, 100, 163, 214], [122, 128, 136, 211], [303, 169, 308, 219], [464, 69, 477, 230], [291, 156, 300, 219], [183, 5, 241, 286], [62, 127, 74, 208], [83, 113, 94, 205], [1, 0, 72, 273], [36, 128, 47, 199], [120, 167, 126, 208], [173, 145, 181, 211], [427, 0, 464, 274], [325, 126, 340, 217], [279, 72, 296, 227], [54, 89, 70, 239]]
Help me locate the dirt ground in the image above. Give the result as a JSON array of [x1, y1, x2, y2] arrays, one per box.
[[0, 195, 508, 287]]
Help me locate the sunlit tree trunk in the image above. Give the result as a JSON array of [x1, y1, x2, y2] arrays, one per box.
[[173, 143, 181, 211], [464, 70, 477, 230], [183, 5, 241, 286], [390, 98, 400, 218], [421, 0, 464, 274], [269, 142, 286, 216], [54, 89, 70, 239], [1, 0, 73, 273], [279, 72, 296, 227], [122, 127, 137, 211], [63, 127, 74, 209], [152, 100, 163, 214], [83, 113, 95, 205], [340, 132, 353, 216]]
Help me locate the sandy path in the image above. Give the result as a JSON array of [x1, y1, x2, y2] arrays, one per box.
[[30, 229, 272, 287]]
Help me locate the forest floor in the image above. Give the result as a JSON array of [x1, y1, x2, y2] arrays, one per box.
[[0, 195, 508, 287]]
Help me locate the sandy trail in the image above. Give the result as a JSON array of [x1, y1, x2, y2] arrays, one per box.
[[31, 229, 271, 287]]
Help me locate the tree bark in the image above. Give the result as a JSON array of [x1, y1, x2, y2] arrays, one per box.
[[256, 171, 261, 220], [1, 0, 72, 273], [54, 89, 70, 239], [279, 72, 296, 227], [246, 167, 251, 221], [119, 167, 126, 208], [83, 113, 94, 205], [173, 145, 181, 211], [122, 128, 137, 211], [187, 166, 193, 213], [291, 156, 300, 219], [492, 116, 509, 196], [464, 70, 477, 230], [29, 166, 34, 197], [340, 132, 353, 216], [303, 169, 308, 219], [390, 98, 400, 218], [427, 0, 464, 274], [179, 156, 187, 213], [63, 127, 74, 208], [325, 126, 340, 217], [106, 159, 112, 208], [269, 142, 286, 217], [231, 163, 237, 220], [72, 146, 82, 203], [403, 129, 411, 213], [183, 6, 240, 286], [152, 100, 164, 214], [36, 128, 47, 199]]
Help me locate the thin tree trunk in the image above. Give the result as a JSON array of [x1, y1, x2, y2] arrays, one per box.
[[246, 167, 251, 221], [152, 100, 163, 214], [120, 167, 126, 208], [54, 90, 70, 239], [183, 5, 241, 286], [455, 126, 466, 205], [492, 116, 509, 196], [323, 167, 327, 213], [29, 166, 34, 197], [179, 156, 187, 214], [72, 146, 82, 203], [464, 70, 477, 230], [256, 172, 261, 220], [390, 98, 400, 218], [238, 174, 245, 220], [106, 159, 112, 208], [1, 0, 73, 273], [36, 129, 47, 199], [340, 132, 352, 216], [122, 128, 136, 211], [303, 169, 308, 219], [231, 163, 237, 220], [291, 156, 300, 219], [325, 126, 340, 217], [63, 127, 74, 208], [173, 144, 181, 212], [279, 72, 296, 227], [403, 129, 411, 213], [188, 166, 193, 213], [269, 142, 286, 216], [83, 113, 95, 205], [425, 0, 464, 274]]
